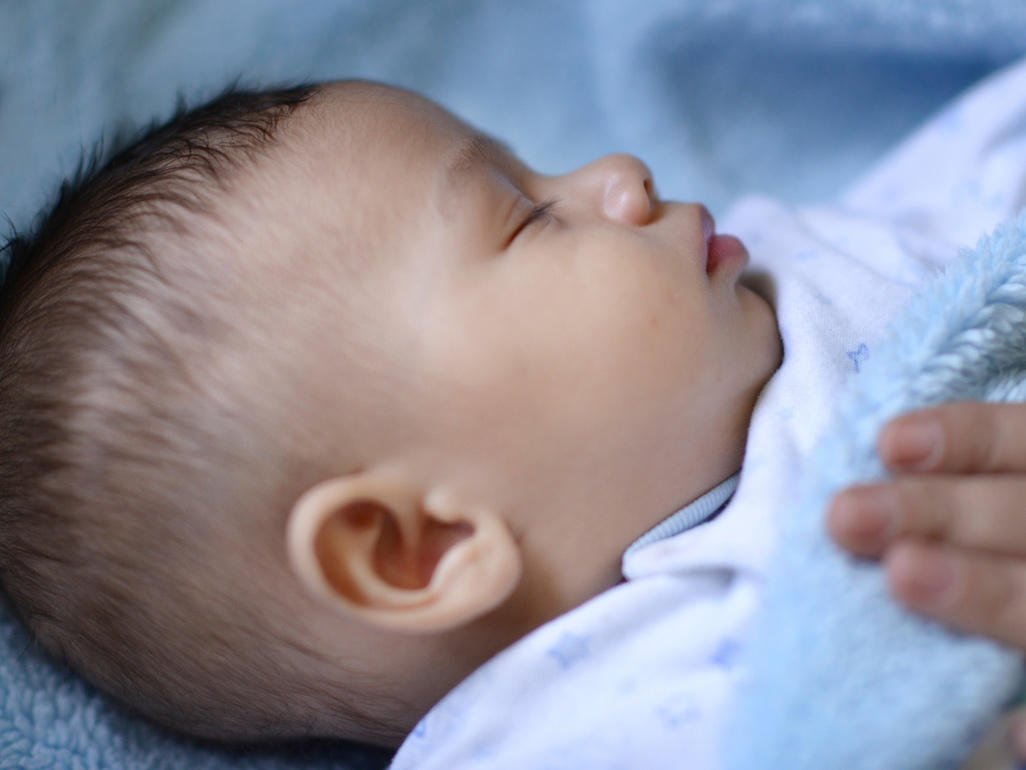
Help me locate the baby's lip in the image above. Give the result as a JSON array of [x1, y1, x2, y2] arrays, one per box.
[[693, 203, 749, 276], [699, 205, 716, 244], [698, 204, 715, 270]]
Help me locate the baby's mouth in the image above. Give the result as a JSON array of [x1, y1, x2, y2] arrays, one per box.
[[706, 234, 748, 275], [695, 203, 748, 276]]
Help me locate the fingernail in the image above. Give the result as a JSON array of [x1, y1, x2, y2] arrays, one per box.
[[896, 546, 956, 607], [881, 416, 943, 469], [835, 488, 896, 550]]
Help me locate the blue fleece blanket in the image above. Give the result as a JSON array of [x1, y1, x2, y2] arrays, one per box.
[[4, 2, 1026, 769], [726, 211, 1026, 769]]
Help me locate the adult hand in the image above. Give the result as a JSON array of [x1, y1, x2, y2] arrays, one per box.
[[826, 401, 1026, 757]]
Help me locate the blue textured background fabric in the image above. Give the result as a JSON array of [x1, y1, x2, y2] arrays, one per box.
[[5, 0, 1026, 232], [2, 2, 1026, 768]]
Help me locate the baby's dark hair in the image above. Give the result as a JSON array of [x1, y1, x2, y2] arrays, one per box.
[[0, 83, 403, 746]]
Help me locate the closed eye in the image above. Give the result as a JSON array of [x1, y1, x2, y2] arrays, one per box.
[[511, 198, 558, 242]]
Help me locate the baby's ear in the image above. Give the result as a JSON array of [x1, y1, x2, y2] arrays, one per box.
[[286, 469, 522, 633]]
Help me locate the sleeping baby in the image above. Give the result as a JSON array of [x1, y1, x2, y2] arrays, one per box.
[[1, 74, 1025, 767]]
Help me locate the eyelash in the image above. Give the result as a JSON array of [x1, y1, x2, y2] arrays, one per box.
[[515, 198, 558, 238]]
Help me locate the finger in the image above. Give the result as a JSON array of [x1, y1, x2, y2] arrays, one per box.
[[885, 540, 1026, 649], [878, 401, 1026, 474], [828, 476, 1026, 558], [1009, 708, 1026, 762]]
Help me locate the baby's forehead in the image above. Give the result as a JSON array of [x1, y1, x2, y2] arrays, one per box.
[[222, 83, 474, 283], [300, 81, 475, 159], [265, 81, 496, 235], [303, 83, 523, 205]]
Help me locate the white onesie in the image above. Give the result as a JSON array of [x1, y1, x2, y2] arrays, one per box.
[[388, 54, 1026, 770]]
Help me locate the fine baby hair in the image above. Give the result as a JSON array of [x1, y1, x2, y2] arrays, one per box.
[[0, 83, 407, 746]]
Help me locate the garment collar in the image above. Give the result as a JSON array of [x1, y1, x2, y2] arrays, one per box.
[[622, 472, 739, 559]]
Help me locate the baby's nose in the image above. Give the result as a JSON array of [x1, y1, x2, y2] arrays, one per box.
[[594, 153, 655, 226]]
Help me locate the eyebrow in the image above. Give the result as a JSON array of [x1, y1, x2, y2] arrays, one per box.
[[441, 132, 517, 194]]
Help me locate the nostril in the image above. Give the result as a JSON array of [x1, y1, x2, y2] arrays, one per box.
[[642, 175, 658, 203]]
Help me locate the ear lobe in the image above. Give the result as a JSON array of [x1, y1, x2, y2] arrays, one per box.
[[286, 470, 522, 633]]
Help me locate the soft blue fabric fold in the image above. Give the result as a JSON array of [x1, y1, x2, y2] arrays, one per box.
[[726, 211, 1026, 769], [3, 1, 1024, 230]]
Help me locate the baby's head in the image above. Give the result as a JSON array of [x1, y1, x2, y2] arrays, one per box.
[[0, 81, 781, 747]]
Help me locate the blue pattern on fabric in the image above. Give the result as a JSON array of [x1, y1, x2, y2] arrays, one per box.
[[546, 632, 592, 670], [846, 343, 869, 372]]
